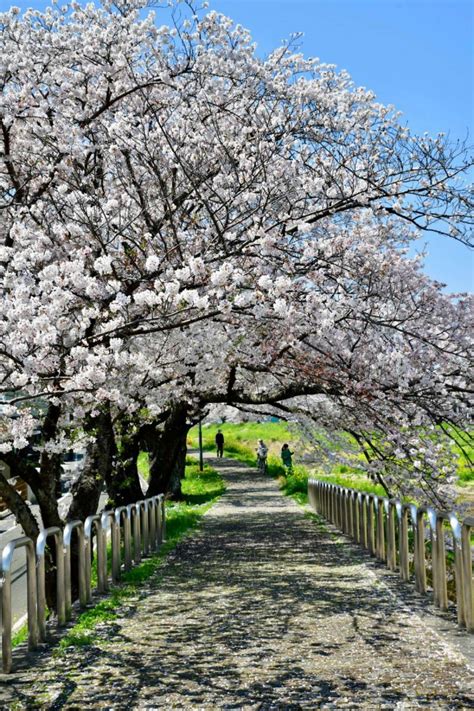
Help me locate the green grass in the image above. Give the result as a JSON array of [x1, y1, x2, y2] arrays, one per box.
[[188, 421, 292, 463], [451, 430, 473, 485], [312, 468, 385, 496], [189, 421, 472, 515], [181, 460, 226, 504], [55, 459, 224, 652], [189, 421, 382, 504], [279, 463, 384, 507], [12, 624, 28, 648], [188, 421, 292, 478], [189, 421, 292, 447], [137, 451, 150, 479], [280, 466, 310, 504]]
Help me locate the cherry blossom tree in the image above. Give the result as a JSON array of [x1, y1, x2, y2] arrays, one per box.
[[0, 0, 472, 552]]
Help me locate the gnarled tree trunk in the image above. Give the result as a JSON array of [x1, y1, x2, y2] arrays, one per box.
[[66, 406, 116, 603], [144, 404, 190, 499], [67, 407, 116, 522], [106, 415, 144, 507], [2, 402, 63, 610]]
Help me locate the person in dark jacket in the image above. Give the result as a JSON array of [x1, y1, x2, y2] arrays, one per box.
[[281, 443, 294, 473], [215, 430, 224, 458]]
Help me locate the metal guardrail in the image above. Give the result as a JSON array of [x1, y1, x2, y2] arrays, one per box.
[[308, 479, 474, 633], [0, 537, 38, 673], [36, 527, 66, 640], [0, 494, 165, 673]]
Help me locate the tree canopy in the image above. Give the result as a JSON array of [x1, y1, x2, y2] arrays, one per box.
[[0, 0, 472, 528]]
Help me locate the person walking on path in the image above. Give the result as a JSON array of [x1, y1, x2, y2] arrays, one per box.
[[281, 443, 293, 473], [215, 429, 224, 458], [256, 439, 268, 474]]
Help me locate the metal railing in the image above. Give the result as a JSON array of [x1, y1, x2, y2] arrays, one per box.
[[0, 494, 165, 673], [308, 479, 473, 633]]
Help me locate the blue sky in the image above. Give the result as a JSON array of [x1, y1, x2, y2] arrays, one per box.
[[3, 0, 473, 292]]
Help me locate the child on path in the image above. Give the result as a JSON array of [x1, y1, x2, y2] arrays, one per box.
[[256, 439, 268, 474], [281, 443, 294, 473]]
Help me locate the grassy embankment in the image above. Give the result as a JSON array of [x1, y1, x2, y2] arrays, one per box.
[[446, 425, 474, 509], [187, 421, 385, 506], [13, 457, 224, 651], [187, 421, 473, 508]]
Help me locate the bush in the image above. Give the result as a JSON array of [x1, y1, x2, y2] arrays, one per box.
[[280, 465, 309, 504]]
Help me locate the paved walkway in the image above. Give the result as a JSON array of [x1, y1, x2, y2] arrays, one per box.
[[1, 459, 473, 709]]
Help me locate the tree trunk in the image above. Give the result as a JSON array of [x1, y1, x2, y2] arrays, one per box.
[[35, 403, 65, 611], [145, 404, 190, 499], [65, 406, 116, 603], [106, 415, 144, 507], [1, 403, 63, 611], [67, 407, 115, 522], [14, 402, 64, 529]]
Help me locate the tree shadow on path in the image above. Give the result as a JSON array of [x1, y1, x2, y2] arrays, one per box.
[[1, 461, 473, 710]]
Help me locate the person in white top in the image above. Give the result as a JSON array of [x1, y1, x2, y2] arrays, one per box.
[[256, 439, 268, 474]]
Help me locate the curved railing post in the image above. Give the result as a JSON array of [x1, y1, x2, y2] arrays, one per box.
[[137, 501, 149, 556], [329, 485, 335, 524], [435, 511, 449, 611], [314, 480, 320, 512], [327, 484, 332, 522], [367, 495, 375, 556], [310, 481, 315, 511], [461, 516, 474, 632], [405, 504, 419, 592], [344, 488, 351, 535], [352, 491, 360, 543], [358, 493, 365, 547], [158, 494, 166, 545], [308, 479, 315, 511], [127, 503, 141, 563], [84, 515, 105, 601], [387, 500, 398, 571], [347, 489, 353, 539], [449, 513, 465, 628], [160, 494, 166, 543], [413, 506, 427, 594], [36, 527, 66, 640], [101, 510, 120, 587], [148, 497, 157, 552], [399, 504, 410, 581], [336, 486, 341, 528], [383, 499, 390, 567], [63, 520, 86, 619], [425, 507, 446, 610], [1, 537, 38, 672], [334, 487, 340, 528], [115, 506, 132, 572], [375, 497, 386, 561], [153, 495, 164, 549]]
